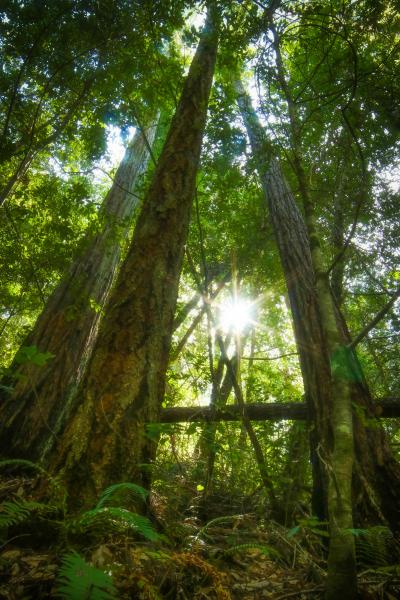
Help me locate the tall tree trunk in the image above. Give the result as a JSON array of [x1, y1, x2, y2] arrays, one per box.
[[50, 13, 219, 509], [269, 17, 400, 536], [200, 350, 234, 495], [235, 78, 331, 523], [236, 78, 400, 599], [0, 119, 157, 463], [236, 79, 357, 598]]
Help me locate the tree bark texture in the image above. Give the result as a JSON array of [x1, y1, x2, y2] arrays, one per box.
[[335, 309, 400, 535], [235, 80, 332, 520], [238, 69, 400, 535], [50, 14, 218, 508], [0, 121, 157, 463], [236, 77, 358, 596]]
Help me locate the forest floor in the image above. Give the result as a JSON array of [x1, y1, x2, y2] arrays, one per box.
[[0, 473, 400, 599]]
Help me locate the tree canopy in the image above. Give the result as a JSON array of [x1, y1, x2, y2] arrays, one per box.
[[0, 1, 399, 599]]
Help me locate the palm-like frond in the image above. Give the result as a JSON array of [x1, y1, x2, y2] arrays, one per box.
[[0, 499, 59, 529], [0, 458, 48, 476], [56, 551, 117, 600], [96, 482, 148, 508], [223, 542, 281, 558], [67, 507, 161, 542], [355, 526, 399, 567]]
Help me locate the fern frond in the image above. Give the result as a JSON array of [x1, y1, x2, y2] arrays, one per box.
[[223, 542, 281, 559], [96, 482, 148, 509], [56, 551, 116, 600], [201, 515, 245, 533], [0, 499, 59, 529], [355, 526, 398, 567], [0, 458, 48, 476], [67, 507, 161, 542]]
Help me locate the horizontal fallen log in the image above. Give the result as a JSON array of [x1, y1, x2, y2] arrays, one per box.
[[156, 399, 400, 423]]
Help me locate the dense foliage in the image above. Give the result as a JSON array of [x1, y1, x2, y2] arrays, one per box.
[[0, 1, 399, 598]]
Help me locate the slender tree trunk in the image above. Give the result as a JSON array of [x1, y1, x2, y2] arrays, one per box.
[[280, 421, 310, 527], [201, 351, 234, 495], [334, 307, 400, 534], [270, 17, 400, 537], [330, 155, 348, 308], [214, 332, 279, 512], [0, 119, 157, 463], [50, 13, 219, 509]]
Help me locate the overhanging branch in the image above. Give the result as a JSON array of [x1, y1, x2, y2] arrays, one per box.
[[155, 399, 400, 423]]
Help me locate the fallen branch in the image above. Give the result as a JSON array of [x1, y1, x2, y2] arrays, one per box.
[[155, 399, 400, 423]]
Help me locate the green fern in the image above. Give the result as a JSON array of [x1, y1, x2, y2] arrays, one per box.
[[0, 499, 59, 529], [0, 458, 49, 476], [96, 482, 148, 508], [223, 542, 281, 559], [355, 526, 399, 567], [200, 514, 245, 533], [56, 551, 116, 600], [67, 507, 161, 542]]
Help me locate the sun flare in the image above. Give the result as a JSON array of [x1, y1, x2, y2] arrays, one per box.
[[217, 298, 255, 334]]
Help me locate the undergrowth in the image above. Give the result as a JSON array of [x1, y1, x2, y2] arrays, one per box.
[[0, 459, 399, 599]]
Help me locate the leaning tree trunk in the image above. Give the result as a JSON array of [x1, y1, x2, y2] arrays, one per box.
[[236, 78, 400, 599], [267, 155, 400, 536], [50, 12, 218, 509], [271, 24, 400, 536], [236, 79, 357, 598], [266, 161, 357, 599], [335, 307, 400, 535], [235, 78, 332, 523], [0, 119, 157, 464]]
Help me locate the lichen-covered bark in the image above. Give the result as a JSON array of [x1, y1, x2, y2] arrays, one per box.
[[335, 311, 400, 535], [0, 122, 157, 463], [51, 13, 218, 508]]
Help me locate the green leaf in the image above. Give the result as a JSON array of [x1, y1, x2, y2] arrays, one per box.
[[56, 551, 117, 600], [14, 345, 55, 367], [0, 499, 59, 529], [223, 542, 281, 559], [68, 507, 161, 542], [287, 525, 300, 538], [96, 482, 148, 508], [145, 423, 163, 440], [345, 528, 368, 536]]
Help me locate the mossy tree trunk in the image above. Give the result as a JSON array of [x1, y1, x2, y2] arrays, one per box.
[[237, 77, 400, 598], [51, 12, 219, 509], [0, 120, 157, 463], [236, 78, 357, 597]]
